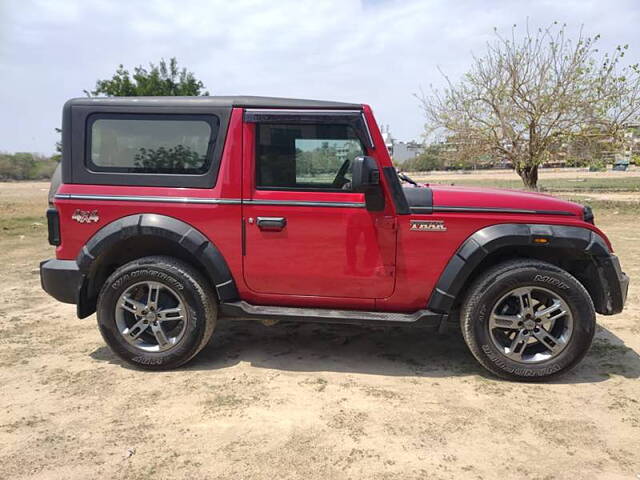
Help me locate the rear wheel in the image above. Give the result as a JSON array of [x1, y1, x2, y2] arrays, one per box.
[[97, 256, 216, 370], [461, 259, 595, 381]]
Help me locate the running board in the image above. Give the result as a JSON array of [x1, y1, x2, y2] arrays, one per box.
[[219, 301, 443, 327]]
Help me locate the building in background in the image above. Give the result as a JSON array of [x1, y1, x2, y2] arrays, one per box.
[[392, 141, 424, 164], [379, 124, 424, 165]]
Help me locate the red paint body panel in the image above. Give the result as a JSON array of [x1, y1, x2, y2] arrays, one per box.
[[53, 103, 613, 313], [55, 108, 246, 290], [240, 113, 397, 301], [429, 185, 584, 215], [377, 212, 607, 312]]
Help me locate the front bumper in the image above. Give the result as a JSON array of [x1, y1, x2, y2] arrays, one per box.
[[597, 254, 629, 315], [39, 259, 82, 304]]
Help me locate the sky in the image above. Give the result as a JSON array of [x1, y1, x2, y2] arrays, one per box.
[[1, 0, 640, 155]]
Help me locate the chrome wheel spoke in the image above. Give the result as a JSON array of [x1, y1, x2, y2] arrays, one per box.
[[489, 285, 573, 364], [147, 283, 161, 309], [546, 309, 568, 323], [156, 307, 184, 322], [123, 317, 150, 341], [532, 328, 565, 353], [518, 289, 534, 317], [506, 330, 529, 360], [121, 296, 146, 316], [151, 323, 170, 348], [490, 314, 521, 330], [535, 300, 562, 319], [115, 280, 188, 353]]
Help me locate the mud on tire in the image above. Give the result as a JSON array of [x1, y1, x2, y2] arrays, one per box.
[[461, 259, 596, 381], [97, 256, 217, 370]]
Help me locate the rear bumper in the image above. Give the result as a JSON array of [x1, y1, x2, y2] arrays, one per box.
[[39, 259, 82, 304], [597, 254, 629, 315]]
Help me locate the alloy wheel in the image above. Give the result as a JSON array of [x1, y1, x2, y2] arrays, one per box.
[[488, 286, 574, 363], [115, 281, 188, 353]]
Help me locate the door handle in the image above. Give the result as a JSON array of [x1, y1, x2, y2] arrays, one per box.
[[256, 216, 287, 231]]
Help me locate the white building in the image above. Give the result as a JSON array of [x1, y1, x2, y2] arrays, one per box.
[[379, 125, 424, 164]]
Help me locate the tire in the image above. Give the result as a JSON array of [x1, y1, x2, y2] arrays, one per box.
[[97, 256, 217, 370], [460, 259, 595, 381]]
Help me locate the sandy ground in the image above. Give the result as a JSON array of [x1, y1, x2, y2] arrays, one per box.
[[0, 181, 639, 480]]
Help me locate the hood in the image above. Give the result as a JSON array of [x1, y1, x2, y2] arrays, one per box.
[[428, 184, 583, 217]]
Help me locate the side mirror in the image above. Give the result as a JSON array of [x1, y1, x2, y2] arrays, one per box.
[[351, 156, 380, 193], [351, 156, 384, 211]]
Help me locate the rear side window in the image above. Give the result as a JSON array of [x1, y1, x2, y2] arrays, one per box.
[[88, 114, 218, 174], [256, 123, 364, 191]]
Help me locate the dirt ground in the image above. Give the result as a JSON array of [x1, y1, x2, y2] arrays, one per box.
[[0, 181, 639, 480]]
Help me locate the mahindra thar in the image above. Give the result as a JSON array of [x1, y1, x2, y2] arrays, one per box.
[[40, 96, 629, 380]]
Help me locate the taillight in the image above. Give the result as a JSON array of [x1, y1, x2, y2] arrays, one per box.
[[46, 208, 61, 246]]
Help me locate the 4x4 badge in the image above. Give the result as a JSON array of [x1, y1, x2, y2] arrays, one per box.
[[71, 209, 99, 224], [410, 220, 446, 232]]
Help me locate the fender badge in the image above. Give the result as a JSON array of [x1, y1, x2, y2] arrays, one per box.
[[72, 209, 99, 224], [410, 220, 446, 232]]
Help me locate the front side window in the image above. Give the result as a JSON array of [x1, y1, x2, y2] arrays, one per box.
[[256, 123, 365, 191], [88, 114, 218, 174]]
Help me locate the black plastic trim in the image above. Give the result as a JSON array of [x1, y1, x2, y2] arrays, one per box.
[[595, 254, 629, 315], [62, 101, 231, 188], [403, 186, 433, 214], [583, 205, 595, 224], [427, 224, 625, 315], [62, 96, 362, 110], [245, 109, 374, 149], [76, 214, 239, 304], [382, 167, 410, 215], [219, 300, 443, 327], [40, 259, 83, 304]]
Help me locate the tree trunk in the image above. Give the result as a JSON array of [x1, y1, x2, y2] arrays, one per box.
[[516, 164, 539, 190]]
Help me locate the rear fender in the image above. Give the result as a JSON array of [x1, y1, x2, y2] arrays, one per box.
[[76, 214, 238, 318]]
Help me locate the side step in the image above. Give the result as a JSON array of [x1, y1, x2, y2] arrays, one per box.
[[219, 301, 444, 327]]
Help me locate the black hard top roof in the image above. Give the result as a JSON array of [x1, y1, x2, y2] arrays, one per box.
[[66, 95, 362, 110]]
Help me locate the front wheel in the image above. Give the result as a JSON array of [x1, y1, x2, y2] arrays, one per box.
[[461, 259, 595, 381], [97, 256, 217, 370]]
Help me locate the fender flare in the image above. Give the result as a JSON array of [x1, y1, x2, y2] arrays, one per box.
[[427, 223, 610, 314], [76, 213, 239, 303]]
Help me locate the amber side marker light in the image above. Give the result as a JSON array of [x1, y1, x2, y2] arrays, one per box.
[[533, 238, 549, 244]]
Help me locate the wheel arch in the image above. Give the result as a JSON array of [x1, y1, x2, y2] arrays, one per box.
[[76, 214, 238, 318], [427, 223, 613, 317]]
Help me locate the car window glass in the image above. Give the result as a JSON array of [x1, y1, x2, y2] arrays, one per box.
[[256, 123, 364, 191], [89, 116, 217, 174]]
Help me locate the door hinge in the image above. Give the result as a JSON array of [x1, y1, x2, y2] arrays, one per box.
[[375, 216, 397, 231]]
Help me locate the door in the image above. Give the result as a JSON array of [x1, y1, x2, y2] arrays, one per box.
[[242, 115, 397, 299]]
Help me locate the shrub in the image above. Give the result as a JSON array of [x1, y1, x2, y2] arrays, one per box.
[[0, 152, 59, 181]]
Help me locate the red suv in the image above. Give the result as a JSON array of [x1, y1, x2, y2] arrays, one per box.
[[40, 96, 629, 380]]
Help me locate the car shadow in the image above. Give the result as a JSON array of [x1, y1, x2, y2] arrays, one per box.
[[90, 320, 640, 384]]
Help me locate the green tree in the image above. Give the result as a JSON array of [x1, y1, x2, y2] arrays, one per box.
[[419, 23, 640, 189], [0, 152, 58, 180], [403, 144, 445, 171], [55, 58, 208, 153], [88, 57, 209, 96]]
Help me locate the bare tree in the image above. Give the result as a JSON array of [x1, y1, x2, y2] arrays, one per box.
[[419, 23, 640, 189]]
